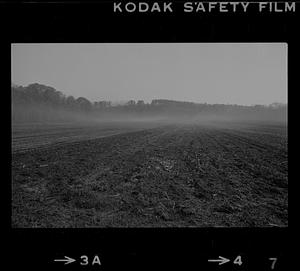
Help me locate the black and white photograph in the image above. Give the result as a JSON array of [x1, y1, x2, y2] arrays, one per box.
[[11, 43, 288, 228]]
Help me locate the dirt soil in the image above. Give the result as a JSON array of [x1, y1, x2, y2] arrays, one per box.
[[12, 122, 288, 227]]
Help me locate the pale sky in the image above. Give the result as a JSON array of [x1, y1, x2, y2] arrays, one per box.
[[11, 43, 287, 105]]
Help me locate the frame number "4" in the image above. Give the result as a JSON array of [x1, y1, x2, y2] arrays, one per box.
[[233, 255, 243, 266]]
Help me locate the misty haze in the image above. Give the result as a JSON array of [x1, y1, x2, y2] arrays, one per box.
[[11, 43, 287, 227]]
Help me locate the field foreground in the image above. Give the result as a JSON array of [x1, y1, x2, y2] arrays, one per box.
[[12, 121, 288, 227]]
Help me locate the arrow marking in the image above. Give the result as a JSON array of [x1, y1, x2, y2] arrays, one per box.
[[208, 256, 230, 265], [54, 256, 76, 265]]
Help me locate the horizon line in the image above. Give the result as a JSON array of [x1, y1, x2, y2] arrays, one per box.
[[11, 82, 288, 107]]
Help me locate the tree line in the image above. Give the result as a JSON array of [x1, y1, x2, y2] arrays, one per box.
[[12, 83, 287, 121]]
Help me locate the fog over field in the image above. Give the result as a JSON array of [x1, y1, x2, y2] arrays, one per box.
[[12, 83, 287, 124], [11, 43, 288, 227]]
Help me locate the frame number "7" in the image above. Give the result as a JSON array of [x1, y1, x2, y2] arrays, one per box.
[[269, 258, 277, 270]]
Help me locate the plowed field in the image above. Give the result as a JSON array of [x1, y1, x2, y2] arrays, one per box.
[[12, 121, 288, 227]]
